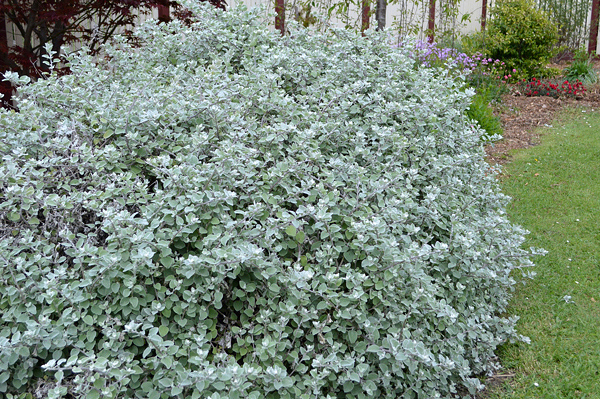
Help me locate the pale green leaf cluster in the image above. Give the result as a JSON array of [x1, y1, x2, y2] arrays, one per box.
[[0, 2, 538, 398]]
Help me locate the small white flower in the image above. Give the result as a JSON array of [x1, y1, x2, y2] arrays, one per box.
[[562, 295, 574, 304]]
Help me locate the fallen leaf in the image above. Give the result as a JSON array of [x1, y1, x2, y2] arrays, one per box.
[[591, 297, 596, 302]]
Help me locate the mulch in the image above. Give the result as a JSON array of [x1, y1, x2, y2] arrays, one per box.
[[485, 89, 600, 165]]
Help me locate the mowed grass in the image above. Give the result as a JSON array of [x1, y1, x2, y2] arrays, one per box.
[[487, 108, 600, 399]]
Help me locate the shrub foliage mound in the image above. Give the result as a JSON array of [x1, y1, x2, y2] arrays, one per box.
[[0, 3, 537, 398], [485, 0, 559, 79]]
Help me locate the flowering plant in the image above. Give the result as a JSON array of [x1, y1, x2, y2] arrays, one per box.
[[521, 77, 586, 98], [467, 54, 513, 85], [410, 40, 476, 74], [410, 43, 513, 93], [408, 43, 510, 140]]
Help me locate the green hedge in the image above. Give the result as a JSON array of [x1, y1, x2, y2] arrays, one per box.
[[0, 2, 539, 398]]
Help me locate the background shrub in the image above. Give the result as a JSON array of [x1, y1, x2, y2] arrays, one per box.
[[0, 2, 538, 398], [485, 0, 559, 79], [564, 49, 599, 85]]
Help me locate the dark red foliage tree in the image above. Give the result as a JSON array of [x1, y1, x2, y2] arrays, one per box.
[[1, 0, 161, 78], [0, 0, 226, 108]]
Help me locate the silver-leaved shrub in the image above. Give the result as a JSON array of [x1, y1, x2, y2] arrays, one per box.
[[0, 2, 539, 398]]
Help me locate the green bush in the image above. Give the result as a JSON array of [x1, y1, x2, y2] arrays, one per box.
[[458, 31, 486, 57], [485, 0, 559, 79], [0, 2, 538, 398]]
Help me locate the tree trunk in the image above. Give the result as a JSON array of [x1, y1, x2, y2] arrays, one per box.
[[23, 0, 41, 60], [0, 11, 7, 64], [0, 10, 12, 108], [589, 0, 599, 55], [51, 20, 66, 57], [157, 3, 170, 23], [361, 0, 370, 33], [376, 0, 386, 31], [360, 0, 371, 36], [427, 0, 435, 42], [481, 0, 487, 32], [275, 0, 285, 35]]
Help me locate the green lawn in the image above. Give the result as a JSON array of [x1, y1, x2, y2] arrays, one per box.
[[488, 108, 600, 399]]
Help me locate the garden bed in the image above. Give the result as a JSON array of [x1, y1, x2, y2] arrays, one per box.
[[486, 84, 600, 165]]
